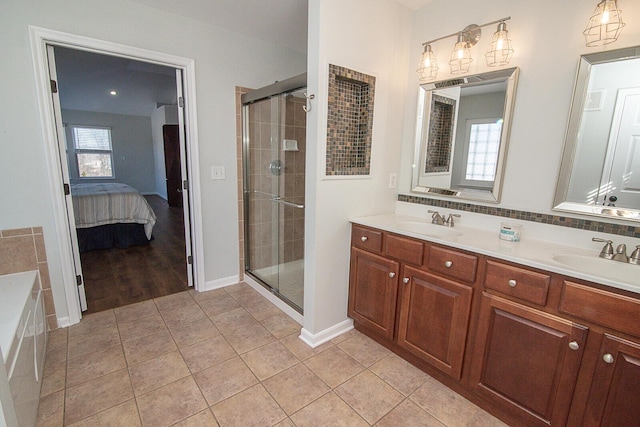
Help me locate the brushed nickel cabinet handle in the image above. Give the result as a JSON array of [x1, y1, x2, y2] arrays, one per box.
[[603, 353, 614, 364], [389, 272, 396, 278], [444, 260, 453, 268], [361, 236, 368, 242], [508, 279, 517, 288], [402, 277, 410, 284], [568, 341, 579, 351]]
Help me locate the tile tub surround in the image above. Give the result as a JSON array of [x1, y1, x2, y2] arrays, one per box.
[[0, 227, 57, 330], [36, 284, 505, 426], [398, 194, 640, 238]]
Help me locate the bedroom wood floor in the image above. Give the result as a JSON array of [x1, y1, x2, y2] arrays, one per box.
[[80, 195, 189, 314]]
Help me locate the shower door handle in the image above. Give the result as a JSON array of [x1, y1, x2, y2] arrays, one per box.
[[270, 197, 305, 209]]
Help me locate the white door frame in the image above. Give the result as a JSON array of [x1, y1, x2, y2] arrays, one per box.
[[29, 26, 205, 326]]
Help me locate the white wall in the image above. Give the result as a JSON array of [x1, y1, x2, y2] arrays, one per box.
[[0, 0, 306, 322], [398, 0, 640, 216], [151, 105, 179, 199], [304, 0, 412, 338], [63, 109, 156, 192]]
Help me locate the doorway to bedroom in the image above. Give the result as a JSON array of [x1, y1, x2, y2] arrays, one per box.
[[49, 45, 193, 313]]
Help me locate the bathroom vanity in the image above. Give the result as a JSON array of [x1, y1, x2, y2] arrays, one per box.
[[0, 271, 47, 427], [349, 214, 640, 427]]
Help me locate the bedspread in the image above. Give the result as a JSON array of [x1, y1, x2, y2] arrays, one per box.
[[70, 183, 157, 239]]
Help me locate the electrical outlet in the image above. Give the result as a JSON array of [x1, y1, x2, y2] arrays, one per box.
[[211, 166, 226, 180], [388, 173, 397, 189]]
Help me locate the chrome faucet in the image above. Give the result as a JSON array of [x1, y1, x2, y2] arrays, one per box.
[[444, 213, 461, 227], [612, 244, 629, 263], [593, 238, 639, 265], [592, 238, 614, 260], [428, 210, 446, 225], [630, 246, 640, 265]]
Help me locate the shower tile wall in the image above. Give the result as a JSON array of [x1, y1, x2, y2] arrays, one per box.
[[235, 87, 248, 280]]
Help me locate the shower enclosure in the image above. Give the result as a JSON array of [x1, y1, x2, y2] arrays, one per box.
[[242, 74, 306, 312]]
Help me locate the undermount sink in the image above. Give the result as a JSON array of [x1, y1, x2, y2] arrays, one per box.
[[393, 221, 463, 238], [552, 254, 640, 286]]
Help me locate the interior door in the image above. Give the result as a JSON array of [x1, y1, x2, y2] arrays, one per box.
[[600, 87, 640, 208], [175, 70, 194, 287], [163, 125, 183, 207], [45, 45, 88, 311]]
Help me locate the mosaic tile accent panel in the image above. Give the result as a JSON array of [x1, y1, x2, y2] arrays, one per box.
[[398, 194, 640, 238], [425, 95, 456, 174], [326, 64, 376, 176]]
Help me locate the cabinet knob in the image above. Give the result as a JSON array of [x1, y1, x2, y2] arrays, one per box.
[[360, 236, 368, 242], [603, 353, 614, 364], [508, 279, 517, 288], [568, 341, 579, 351], [389, 272, 396, 278], [402, 277, 410, 284], [444, 260, 453, 268]]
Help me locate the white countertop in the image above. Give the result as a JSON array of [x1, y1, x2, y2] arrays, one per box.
[[351, 213, 640, 295], [0, 271, 38, 362]]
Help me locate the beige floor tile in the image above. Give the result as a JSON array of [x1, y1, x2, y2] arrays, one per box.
[[338, 333, 391, 367], [66, 344, 126, 387], [137, 376, 207, 427], [274, 418, 295, 427], [279, 333, 334, 361], [223, 322, 276, 354], [68, 310, 116, 337], [36, 389, 64, 427], [466, 409, 510, 427], [410, 376, 482, 425], [114, 300, 159, 324], [67, 399, 141, 427], [44, 340, 67, 364], [223, 282, 253, 294], [153, 291, 196, 312], [193, 356, 258, 406], [160, 304, 207, 329], [262, 363, 330, 415], [241, 340, 300, 380], [180, 335, 237, 373], [67, 325, 121, 359], [197, 293, 241, 317], [212, 384, 286, 427], [129, 351, 191, 396], [304, 346, 365, 388], [211, 307, 260, 334], [190, 287, 227, 304], [375, 398, 445, 427], [229, 288, 265, 307], [335, 370, 404, 424], [47, 327, 68, 347], [172, 408, 219, 426], [123, 329, 178, 366], [40, 359, 66, 397], [369, 353, 430, 396], [64, 368, 134, 425], [289, 392, 368, 427], [330, 328, 358, 345], [118, 312, 167, 342], [170, 317, 220, 349], [245, 299, 283, 321], [260, 312, 301, 339]]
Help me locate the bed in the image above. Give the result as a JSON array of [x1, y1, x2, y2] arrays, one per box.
[[70, 183, 157, 252]]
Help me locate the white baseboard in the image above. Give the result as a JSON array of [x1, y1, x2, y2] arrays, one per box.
[[299, 318, 354, 348], [199, 275, 240, 292], [243, 276, 304, 325], [56, 316, 72, 329]]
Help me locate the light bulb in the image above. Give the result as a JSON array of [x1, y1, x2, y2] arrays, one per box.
[[602, 9, 610, 24]]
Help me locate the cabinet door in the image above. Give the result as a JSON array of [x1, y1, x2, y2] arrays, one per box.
[[469, 293, 588, 427], [583, 334, 640, 427], [397, 265, 472, 379], [348, 247, 399, 340]]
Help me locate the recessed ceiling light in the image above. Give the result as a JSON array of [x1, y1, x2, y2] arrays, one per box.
[[109, 90, 117, 96]]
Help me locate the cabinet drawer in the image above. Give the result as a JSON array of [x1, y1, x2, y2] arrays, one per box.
[[428, 246, 477, 283], [484, 260, 550, 306], [351, 225, 383, 253], [385, 234, 424, 265], [560, 281, 640, 337]]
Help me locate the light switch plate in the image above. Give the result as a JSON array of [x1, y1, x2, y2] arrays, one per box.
[[388, 173, 397, 189], [211, 166, 226, 180]]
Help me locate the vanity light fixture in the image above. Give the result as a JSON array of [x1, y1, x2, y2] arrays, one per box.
[[417, 16, 513, 79], [584, 0, 625, 47], [485, 21, 514, 67], [417, 44, 439, 81], [109, 90, 117, 96]]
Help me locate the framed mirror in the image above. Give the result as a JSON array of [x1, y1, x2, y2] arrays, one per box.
[[411, 67, 519, 203], [554, 46, 640, 222]]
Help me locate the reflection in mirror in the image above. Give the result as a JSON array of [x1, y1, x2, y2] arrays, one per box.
[[412, 68, 519, 203], [554, 46, 640, 222]]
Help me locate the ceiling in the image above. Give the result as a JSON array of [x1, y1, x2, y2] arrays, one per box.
[[56, 0, 436, 117]]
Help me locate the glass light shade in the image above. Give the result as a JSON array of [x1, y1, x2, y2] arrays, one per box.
[[485, 22, 514, 67], [417, 45, 439, 81], [449, 34, 472, 75], [583, 0, 625, 47]]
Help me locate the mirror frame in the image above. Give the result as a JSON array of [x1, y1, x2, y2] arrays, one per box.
[[411, 67, 520, 203], [554, 46, 640, 223]]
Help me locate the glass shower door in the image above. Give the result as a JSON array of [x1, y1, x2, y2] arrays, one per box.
[[243, 90, 306, 312]]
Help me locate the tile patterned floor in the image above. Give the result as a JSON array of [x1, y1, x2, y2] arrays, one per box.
[[36, 283, 507, 426]]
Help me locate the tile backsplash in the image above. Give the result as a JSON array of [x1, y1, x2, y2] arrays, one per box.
[[0, 227, 58, 330]]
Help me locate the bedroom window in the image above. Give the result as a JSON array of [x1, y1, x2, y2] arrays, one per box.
[[72, 126, 114, 178]]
